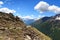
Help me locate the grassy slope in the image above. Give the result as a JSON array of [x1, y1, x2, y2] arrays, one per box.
[[27, 27, 52, 40]]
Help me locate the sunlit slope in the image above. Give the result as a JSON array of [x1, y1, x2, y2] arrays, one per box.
[[27, 26, 52, 40], [0, 12, 52, 40]]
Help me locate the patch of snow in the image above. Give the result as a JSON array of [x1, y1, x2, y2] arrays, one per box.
[[55, 16, 60, 20]]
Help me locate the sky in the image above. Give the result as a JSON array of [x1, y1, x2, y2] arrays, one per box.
[[0, 0, 60, 20]]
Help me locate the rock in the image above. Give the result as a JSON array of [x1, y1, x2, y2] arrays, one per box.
[[0, 12, 52, 40]]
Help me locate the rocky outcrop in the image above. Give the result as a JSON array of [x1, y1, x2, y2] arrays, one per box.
[[0, 12, 51, 40]]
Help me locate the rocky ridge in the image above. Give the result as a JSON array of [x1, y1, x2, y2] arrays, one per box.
[[0, 12, 51, 40]]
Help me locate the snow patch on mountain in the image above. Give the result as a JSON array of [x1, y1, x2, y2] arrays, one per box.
[[55, 16, 60, 20]]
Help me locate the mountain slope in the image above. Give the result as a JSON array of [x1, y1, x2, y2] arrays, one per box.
[[31, 14, 60, 40], [0, 12, 51, 40], [31, 17, 51, 29]]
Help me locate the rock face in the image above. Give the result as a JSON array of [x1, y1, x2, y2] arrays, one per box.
[[0, 12, 51, 40]]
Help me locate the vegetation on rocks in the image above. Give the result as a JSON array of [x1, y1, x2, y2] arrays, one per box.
[[0, 12, 51, 40]]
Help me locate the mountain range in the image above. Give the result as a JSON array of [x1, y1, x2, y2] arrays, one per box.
[[31, 14, 60, 40]]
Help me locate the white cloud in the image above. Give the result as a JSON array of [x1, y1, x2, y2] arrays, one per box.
[[35, 15, 45, 20], [0, 1, 4, 7], [22, 16, 33, 19], [0, 8, 16, 13], [48, 5, 60, 13], [34, 1, 49, 13], [0, 1, 16, 13], [0, 1, 3, 5], [34, 1, 60, 14], [18, 15, 45, 21], [18, 15, 34, 20]]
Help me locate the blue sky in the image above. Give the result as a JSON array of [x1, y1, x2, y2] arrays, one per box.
[[0, 0, 60, 20]]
